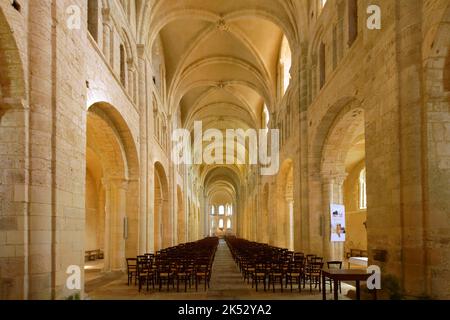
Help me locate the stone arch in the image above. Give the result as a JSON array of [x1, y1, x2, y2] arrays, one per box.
[[310, 97, 361, 174], [138, 4, 300, 56], [154, 161, 170, 250], [0, 7, 25, 101], [176, 185, 185, 244], [276, 159, 294, 250], [318, 101, 366, 261], [0, 6, 27, 300], [85, 102, 140, 273]]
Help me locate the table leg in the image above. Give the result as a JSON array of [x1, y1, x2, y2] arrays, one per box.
[[333, 279, 339, 300], [322, 275, 326, 300], [356, 280, 360, 300]]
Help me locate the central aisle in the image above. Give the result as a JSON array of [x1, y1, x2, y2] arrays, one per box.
[[205, 240, 254, 299]]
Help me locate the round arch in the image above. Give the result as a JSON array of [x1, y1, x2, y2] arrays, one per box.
[[316, 100, 367, 262], [85, 102, 140, 273], [0, 6, 27, 300], [138, 3, 300, 56]]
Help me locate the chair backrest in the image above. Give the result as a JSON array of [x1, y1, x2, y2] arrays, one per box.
[[288, 261, 303, 273], [294, 252, 304, 260], [312, 256, 323, 264], [126, 258, 137, 270], [306, 254, 316, 263], [307, 261, 324, 272]]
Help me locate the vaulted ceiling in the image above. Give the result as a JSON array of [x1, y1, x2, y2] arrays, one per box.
[[140, 0, 300, 201]]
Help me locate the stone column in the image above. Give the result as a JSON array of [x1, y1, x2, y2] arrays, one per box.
[[137, 45, 147, 255], [321, 173, 347, 261], [288, 200, 294, 251], [103, 178, 128, 272], [112, 179, 128, 271]]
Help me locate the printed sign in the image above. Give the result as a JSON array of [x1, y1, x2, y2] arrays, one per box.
[[330, 204, 346, 242]]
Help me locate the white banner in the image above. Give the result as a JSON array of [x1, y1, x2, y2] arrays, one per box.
[[330, 204, 346, 242]]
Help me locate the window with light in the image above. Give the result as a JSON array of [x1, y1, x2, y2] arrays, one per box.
[[359, 168, 367, 209]]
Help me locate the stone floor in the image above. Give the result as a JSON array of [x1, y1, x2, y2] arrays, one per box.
[[86, 241, 354, 300]]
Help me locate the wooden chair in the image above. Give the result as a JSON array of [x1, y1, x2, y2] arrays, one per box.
[[174, 261, 191, 292], [286, 261, 303, 292], [252, 263, 268, 292], [304, 261, 324, 292], [195, 263, 210, 291], [156, 263, 174, 291], [268, 262, 284, 292], [137, 256, 153, 292], [243, 259, 255, 284], [126, 258, 137, 286]]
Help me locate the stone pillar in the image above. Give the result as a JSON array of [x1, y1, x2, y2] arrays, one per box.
[[137, 45, 147, 255], [112, 179, 128, 271], [297, 42, 310, 253], [26, 0, 54, 300], [288, 200, 294, 251], [321, 173, 347, 261], [103, 178, 128, 272]]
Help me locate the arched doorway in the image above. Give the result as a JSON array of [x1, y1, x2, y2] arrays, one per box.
[[85, 103, 139, 274], [176, 186, 185, 244], [154, 162, 170, 250]]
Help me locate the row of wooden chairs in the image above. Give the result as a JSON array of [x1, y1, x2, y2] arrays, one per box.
[[126, 237, 219, 292], [226, 236, 343, 293]]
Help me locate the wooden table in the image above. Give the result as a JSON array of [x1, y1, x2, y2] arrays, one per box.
[[321, 269, 375, 300]]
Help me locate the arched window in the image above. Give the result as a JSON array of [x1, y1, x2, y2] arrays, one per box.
[[280, 36, 292, 94], [219, 205, 225, 215], [359, 168, 367, 209], [227, 219, 232, 230], [87, 0, 99, 41], [219, 219, 224, 229], [210, 206, 215, 215]]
